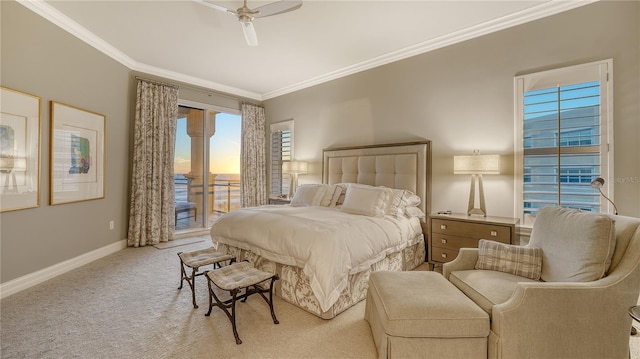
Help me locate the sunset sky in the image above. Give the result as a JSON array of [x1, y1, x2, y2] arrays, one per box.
[[174, 112, 241, 175]]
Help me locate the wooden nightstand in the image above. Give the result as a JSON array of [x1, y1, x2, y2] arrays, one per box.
[[429, 213, 519, 264], [268, 197, 290, 205]]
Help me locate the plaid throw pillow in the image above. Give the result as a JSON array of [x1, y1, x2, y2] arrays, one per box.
[[475, 239, 543, 280]]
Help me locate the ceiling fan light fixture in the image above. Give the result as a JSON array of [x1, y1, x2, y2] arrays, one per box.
[[195, 0, 302, 46], [241, 22, 258, 46]]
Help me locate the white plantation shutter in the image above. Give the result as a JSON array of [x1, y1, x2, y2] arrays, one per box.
[[515, 60, 612, 226], [270, 120, 293, 196]]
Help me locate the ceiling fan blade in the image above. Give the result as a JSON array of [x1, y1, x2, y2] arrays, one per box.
[[192, 0, 236, 15], [253, 0, 302, 18], [241, 22, 258, 46]]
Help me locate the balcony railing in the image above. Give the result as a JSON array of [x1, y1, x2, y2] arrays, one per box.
[[174, 174, 240, 219], [190, 180, 241, 214]]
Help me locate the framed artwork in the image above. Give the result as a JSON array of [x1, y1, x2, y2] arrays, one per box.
[[50, 101, 105, 205], [0, 87, 41, 212]]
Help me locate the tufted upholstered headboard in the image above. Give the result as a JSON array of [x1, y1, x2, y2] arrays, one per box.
[[322, 141, 431, 217]]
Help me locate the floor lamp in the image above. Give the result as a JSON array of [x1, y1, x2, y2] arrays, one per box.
[[454, 154, 500, 216], [282, 160, 308, 198]]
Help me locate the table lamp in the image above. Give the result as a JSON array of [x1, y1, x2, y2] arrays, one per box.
[[454, 154, 500, 216], [282, 160, 308, 198]]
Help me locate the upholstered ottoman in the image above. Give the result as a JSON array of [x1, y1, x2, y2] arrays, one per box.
[[364, 271, 489, 359]]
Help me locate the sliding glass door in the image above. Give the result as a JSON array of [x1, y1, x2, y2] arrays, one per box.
[[174, 104, 241, 232]]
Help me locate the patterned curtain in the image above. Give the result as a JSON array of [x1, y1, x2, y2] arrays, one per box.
[[127, 80, 178, 247], [240, 102, 267, 207]]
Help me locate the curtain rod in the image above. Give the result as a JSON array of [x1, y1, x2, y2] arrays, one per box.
[[241, 100, 264, 107], [134, 76, 179, 90], [133, 75, 261, 104]]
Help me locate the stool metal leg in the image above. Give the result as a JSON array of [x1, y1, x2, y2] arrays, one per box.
[[254, 276, 279, 324], [178, 252, 185, 289], [205, 279, 244, 344], [230, 289, 241, 345], [189, 267, 198, 308], [205, 276, 214, 317], [268, 276, 279, 324], [177, 252, 200, 308]]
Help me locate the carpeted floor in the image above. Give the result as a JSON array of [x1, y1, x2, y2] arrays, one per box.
[[1, 238, 376, 359], [1, 236, 639, 359]]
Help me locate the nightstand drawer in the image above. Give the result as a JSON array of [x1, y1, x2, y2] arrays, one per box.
[[429, 213, 519, 265], [432, 234, 482, 251], [432, 219, 511, 242], [431, 247, 458, 263]]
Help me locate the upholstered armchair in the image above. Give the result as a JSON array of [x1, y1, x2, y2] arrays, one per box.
[[443, 206, 640, 359]]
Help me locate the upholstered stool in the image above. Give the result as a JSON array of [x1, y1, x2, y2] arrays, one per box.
[[178, 248, 235, 308], [205, 261, 279, 344], [364, 271, 489, 359]]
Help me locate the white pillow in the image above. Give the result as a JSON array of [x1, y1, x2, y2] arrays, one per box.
[[340, 184, 387, 216], [319, 184, 341, 207], [383, 187, 406, 217], [529, 206, 616, 282], [290, 184, 327, 207], [397, 190, 422, 217], [334, 183, 349, 206], [404, 206, 426, 219], [352, 184, 411, 217], [329, 186, 342, 207], [401, 192, 421, 207]]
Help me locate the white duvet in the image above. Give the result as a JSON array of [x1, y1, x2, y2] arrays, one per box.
[[210, 205, 422, 312]]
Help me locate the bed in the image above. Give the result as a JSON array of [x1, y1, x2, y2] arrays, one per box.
[[210, 141, 431, 319]]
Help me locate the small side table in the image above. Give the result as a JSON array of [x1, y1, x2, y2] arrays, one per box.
[[629, 305, 639, 335], [429, 213, 519, 265], [269, 197, 290, 205]]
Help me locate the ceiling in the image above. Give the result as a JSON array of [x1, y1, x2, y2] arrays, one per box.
[[21, 0, 595, 101]]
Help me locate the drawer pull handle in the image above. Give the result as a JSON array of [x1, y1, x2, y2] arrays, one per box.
[[440, 224, 447, 230], [441, 253, 447, 258], [441, 238, 447, 244], [490, 230, 498, 237]]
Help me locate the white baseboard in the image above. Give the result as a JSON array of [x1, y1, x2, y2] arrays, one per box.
[[0, 239, 127, 299]]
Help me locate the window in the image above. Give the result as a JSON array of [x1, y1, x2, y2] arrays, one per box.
[[559, 167, 594, 184], [514, 60, 613, 227], [270, 120, 293, 197]]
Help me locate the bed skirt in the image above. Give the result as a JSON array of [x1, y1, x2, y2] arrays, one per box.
[[215, 235, 426, 319]]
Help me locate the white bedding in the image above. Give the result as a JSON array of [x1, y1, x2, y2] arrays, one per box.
[[210, 205, 422, 312]]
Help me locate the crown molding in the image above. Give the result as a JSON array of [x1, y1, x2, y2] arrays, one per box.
[[130, 62, 263, 100], [17, 0, 597, 102], [261, 0, 598, 100], [16, 0, 262, 101], [17, 0, 138, 68]]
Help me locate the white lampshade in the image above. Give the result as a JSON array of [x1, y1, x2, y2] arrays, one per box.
[[454, 155, 500, 175], [282, 161, 308, 174], [0, 157, 27, 171]]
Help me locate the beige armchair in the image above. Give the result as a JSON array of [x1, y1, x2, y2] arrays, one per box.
[[443, 207, 640, 359]]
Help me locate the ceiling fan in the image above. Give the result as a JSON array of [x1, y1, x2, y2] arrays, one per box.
[[193, 0, 303, 46]]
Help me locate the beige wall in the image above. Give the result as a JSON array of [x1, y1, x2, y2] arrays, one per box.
[[264, 1, 640, 220], [1, 2, 132, 282]]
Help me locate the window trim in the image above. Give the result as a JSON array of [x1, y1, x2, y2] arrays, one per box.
[[514, 59, 614, 227]]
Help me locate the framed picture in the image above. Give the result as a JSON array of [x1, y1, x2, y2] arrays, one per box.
[[50, 101, 105, 205], [0, 87, 41, 212]]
